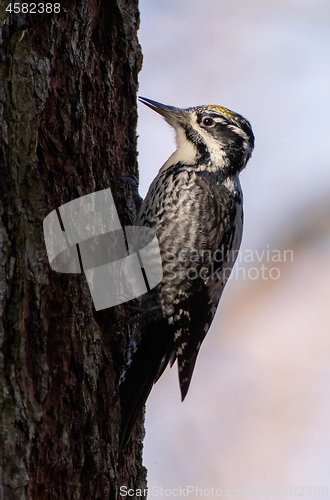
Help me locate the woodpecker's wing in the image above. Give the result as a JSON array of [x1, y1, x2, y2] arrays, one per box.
[[162, 174, 242, 399]]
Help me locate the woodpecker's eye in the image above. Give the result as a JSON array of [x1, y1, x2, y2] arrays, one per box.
[[202, 117, 215, 127]]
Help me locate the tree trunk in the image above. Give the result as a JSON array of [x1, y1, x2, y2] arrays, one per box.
[[0, 1, 145, 498]]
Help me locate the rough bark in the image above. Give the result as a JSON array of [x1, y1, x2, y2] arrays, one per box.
[[0, 1, 145, 498]]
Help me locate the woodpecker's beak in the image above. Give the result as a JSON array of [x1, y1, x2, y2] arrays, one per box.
[[138, 97, 184, 127]]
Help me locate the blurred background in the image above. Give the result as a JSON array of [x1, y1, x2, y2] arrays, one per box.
[[136, 0, 330, 497]]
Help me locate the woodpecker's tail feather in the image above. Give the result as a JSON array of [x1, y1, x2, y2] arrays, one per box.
[[119, 319, 173, 450], [178, 349, 199, 401]]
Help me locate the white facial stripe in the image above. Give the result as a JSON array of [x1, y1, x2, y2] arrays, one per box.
[[227, 123, 246, 138], [161, 125, 197, 170], [197, 127, 227, 164], [207, 116, 227, 125]]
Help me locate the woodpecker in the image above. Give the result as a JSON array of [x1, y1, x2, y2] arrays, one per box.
[[119, 97, 254, 448]]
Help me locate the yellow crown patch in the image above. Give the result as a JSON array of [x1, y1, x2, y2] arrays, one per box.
[[208, 105, 238, 119]]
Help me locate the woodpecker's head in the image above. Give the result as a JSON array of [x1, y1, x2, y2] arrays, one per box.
[[139, 97, 254, 175]]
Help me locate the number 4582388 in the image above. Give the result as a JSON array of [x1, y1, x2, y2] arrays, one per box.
[[6, 3, 61, 13]]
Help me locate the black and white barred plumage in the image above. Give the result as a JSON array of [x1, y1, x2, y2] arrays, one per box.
[[119, 98, 254, 448]]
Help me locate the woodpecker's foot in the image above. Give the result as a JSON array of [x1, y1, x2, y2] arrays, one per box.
[[122, 175, 143, 211]]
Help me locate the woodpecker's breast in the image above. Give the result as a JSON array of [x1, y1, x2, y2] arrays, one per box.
[[137, 162, 242, 310]]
